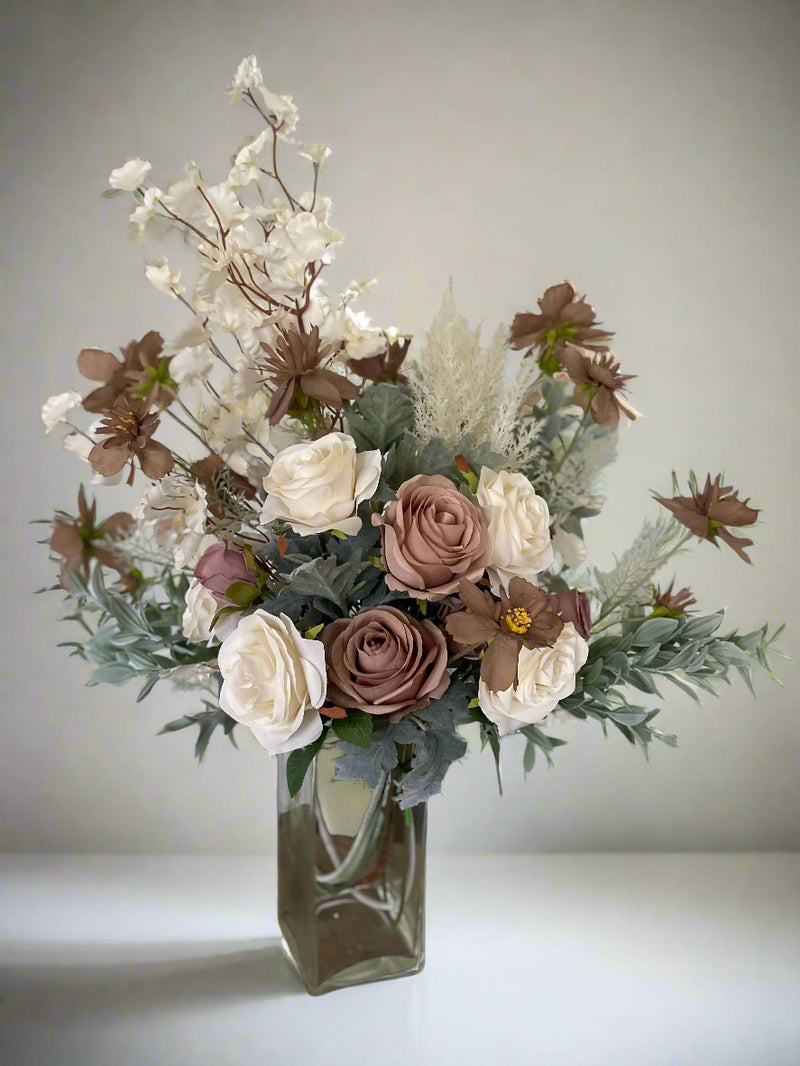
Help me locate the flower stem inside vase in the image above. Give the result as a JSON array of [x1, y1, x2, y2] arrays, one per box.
[[277, 741, 426, 995]]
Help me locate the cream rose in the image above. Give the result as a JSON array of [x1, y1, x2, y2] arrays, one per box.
[[476, 467, 554, 590], [260, 431, 381, 535], [218, 609, 327, 756], [181, 579, 240, 643], [478, 622, 589, 736]]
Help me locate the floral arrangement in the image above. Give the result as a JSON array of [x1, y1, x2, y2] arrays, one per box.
[[40, 56, 783, 809]]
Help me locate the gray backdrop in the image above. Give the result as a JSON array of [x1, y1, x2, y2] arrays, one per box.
[[2, 0, 798, 853]]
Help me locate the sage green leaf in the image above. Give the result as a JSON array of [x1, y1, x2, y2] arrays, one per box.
[[345, 383, 415, 451], [630, 617, 680, 646]]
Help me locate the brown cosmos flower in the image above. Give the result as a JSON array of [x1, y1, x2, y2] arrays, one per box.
[[655, 473, 759, 563], [260, 326, 360, 425], [508, 282, 614, 369], [321, 606, 450, 719], [445, 578, 564, 692], [88, 398, 174, 485], [50, 486, 135, 590], [559, 347, 640, 427], [372, 474, 489, 600], [652, 580, 697, 617], [78, 331, 174, 413], [348, 335, 411, 385]]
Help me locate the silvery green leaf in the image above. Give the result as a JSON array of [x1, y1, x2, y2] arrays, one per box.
[[680, 613, 724, 640], [630, 617, 680, 646], [88, 663, 137, 686], [397, 726, 467, 809]]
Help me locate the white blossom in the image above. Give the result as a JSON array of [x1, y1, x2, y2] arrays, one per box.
[[171, 344, 214, 385], [228, 55, 263, 102], [298, 143, 332, 168], [128, 187, 163, 238], [145, 260, 184, 298], [41, 391, 82, 434], [63, 432, 93, 462], [108, 158, 151, 191]]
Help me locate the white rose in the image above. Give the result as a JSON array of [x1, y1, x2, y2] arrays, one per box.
[[477, 467, 554, 590], [182, 579, 240, 643], [42, 391, 83, 434], [218, 609, 327, 756], [261, 432, 381, 536], [478, 623, 589, 736]]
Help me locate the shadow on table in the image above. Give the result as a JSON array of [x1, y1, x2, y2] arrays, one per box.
[[0, 938, 304, 1022]]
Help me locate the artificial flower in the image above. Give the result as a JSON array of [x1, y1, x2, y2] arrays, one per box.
[[476, 467, 554, 590], [478, 622, 589, 735], [181, 578, 240, 643], [77, 331, 173, 413], [652, 581, 697, 617], [508, 281, 614, 365], [218, 610, 327, 756], [194, 540, 258, 600], [373, 474, 489, 601], [50, 486, 135, 590], [546, 588, 592, 641], [261, 432, 380, 536], [348, 334, 411, 384], [445, 578, 564, 691], [655, 473, 759, 563], [88, 398, 174, 484], [560, 347, 641, 427], [259, 326, 358, 425], [321, 607, 450, 719]]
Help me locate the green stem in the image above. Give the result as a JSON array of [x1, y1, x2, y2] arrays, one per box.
[[591, 531, 694, 627], [553, 407, 591, 476]]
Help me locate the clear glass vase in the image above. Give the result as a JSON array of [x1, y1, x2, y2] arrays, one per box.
[[276, 740, 427, 995]]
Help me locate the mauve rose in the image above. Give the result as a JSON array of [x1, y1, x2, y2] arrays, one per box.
[[547, 588, 592, 641], [372, 474, 489, 600], [321, 606, 450, 719], [195, 541, 255, 601]]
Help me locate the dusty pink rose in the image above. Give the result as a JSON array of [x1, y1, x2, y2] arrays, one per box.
[[321, 606, 450, 719], [195, 541, 256, 601], [372, 474, 489, 600]]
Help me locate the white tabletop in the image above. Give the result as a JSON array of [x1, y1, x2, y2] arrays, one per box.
[[1, 854, 798, 1066]]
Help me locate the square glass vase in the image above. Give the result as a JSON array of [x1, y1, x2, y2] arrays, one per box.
[[276, 741, 427, 995]]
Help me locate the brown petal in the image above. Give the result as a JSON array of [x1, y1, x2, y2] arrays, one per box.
[[97, 512, 135, 539], [707, 498, 759, 527], [717, 527, 755, 563], [77, 348, 120, 383], [81, 383, 122, 414], [89, 442, 130, 477], [139, 440, 174, 479], [590, 387, 620, 427], [481, 635, 520, 692], [539, 281, 575, 317], [444, 610, 497, 647], [50, 521, 83, 561], [559, 345, 590, 384]]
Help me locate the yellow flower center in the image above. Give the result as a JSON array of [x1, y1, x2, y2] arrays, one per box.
[[502, 607, 532, 635]]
